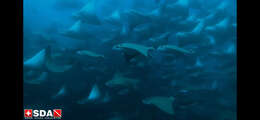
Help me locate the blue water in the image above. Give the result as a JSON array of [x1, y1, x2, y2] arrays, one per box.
[[23, 0, 237, 120]]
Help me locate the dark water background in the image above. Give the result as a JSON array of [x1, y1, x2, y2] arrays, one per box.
[[23, 0, 237, 120]]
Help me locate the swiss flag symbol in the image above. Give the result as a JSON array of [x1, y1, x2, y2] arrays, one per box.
[[53, 109, 62, 118], [24, 109, 32, 118]]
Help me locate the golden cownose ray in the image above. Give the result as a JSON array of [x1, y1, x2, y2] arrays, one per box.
[[24, 47, 73, 73], [105, 72, 140, 89], [60, 20, 95, 41], [44, 46, 73, 73], [113, 43, 155, 57], [104, 10, 122, 26], [45, 60, 73, 73], [121, 9, 151, 29], [72, 0, 101, 25], [24, 49, 47, 70], [142, 96, 175, 115], [76, 50, 105, 59], [24, 71, 48, 85], [149, 32, 172, 49], [157, 45, 194, 55]]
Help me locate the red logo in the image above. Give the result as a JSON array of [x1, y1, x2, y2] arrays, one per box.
[[53, 109, 62, 118], [24, 109, 32, 118]]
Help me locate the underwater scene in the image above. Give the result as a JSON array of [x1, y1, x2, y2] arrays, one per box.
[[23, 0, 237, 120]]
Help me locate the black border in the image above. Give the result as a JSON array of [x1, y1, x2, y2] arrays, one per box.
[[2, 0, 23, 119], [17, 0, 24, 119], [13, 0, 23, 119], [16, 0, 24, 119], [236, 0, 240, 119], [237, 0, 251, 119]]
